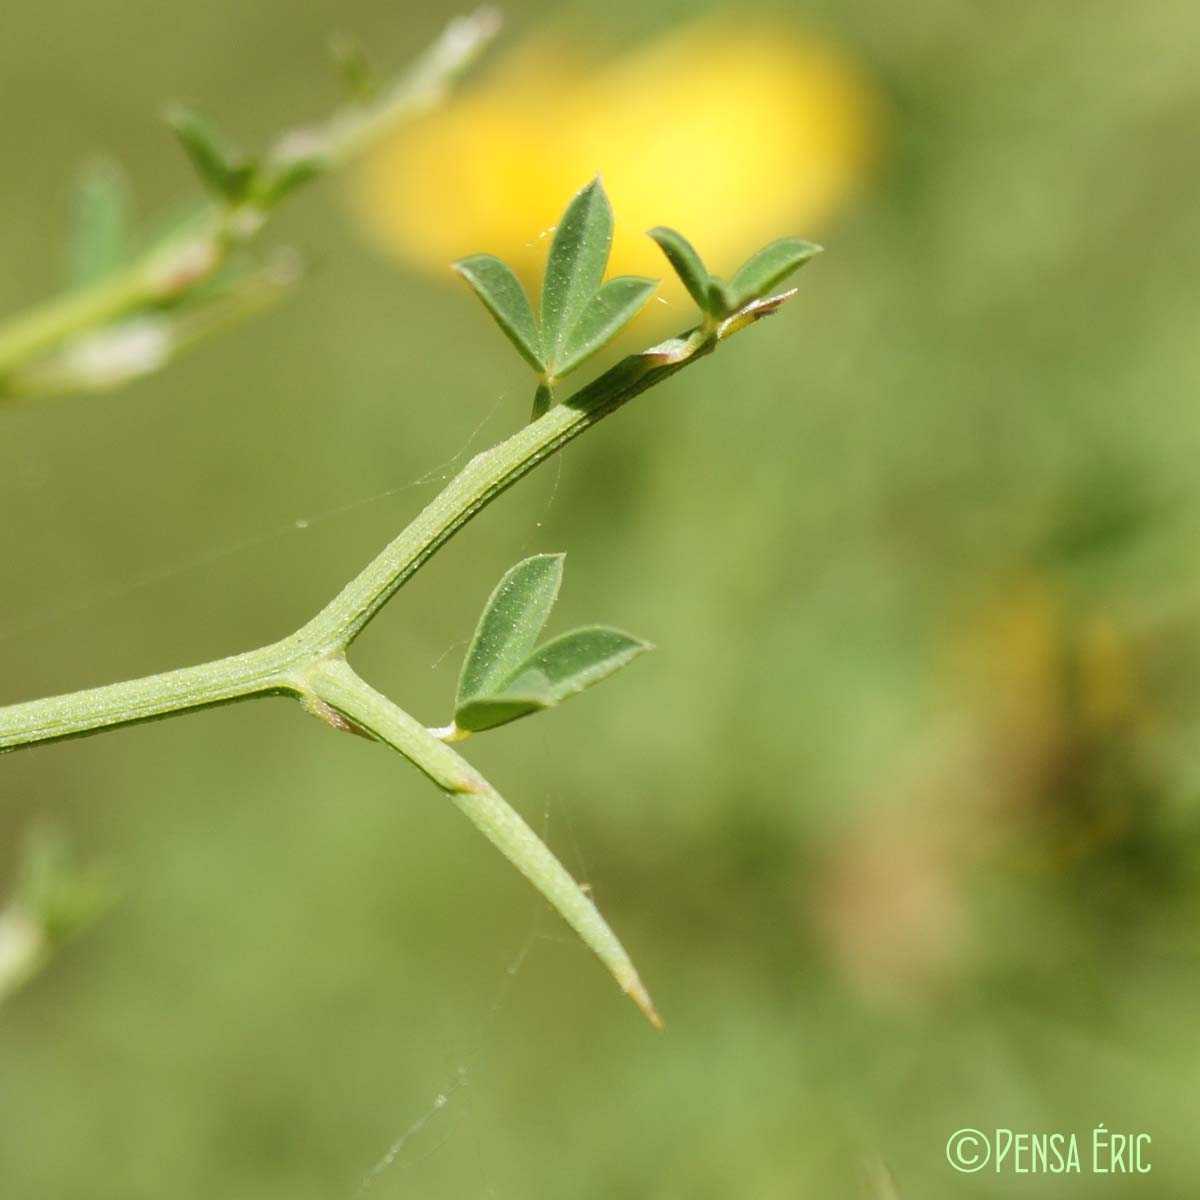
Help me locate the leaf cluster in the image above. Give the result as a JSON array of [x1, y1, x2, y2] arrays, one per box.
[[165, 105, 329, 211], [453, 178, 658, 392], [453, 555, 650, 734], [647, 226, 821, 321], [453, 178, 822, 414]]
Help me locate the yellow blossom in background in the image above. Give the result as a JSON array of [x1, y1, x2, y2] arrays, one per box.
[[350, 19, 878, 309]]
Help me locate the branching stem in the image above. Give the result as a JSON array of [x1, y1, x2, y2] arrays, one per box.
[[0, 301, 786, 1022]]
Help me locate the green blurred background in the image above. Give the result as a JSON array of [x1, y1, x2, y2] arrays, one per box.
[[3, 0, 1200, 1196]]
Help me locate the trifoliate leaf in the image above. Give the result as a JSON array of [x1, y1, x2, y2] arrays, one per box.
[[555, 276, 658, 378], [540, 178, 613, 375], [725, 237, 822, 311], [647, 226, 710, 311], [453, 555, 652, 734], [456, 554, 563, 711], [452, 253, 546, 373], [164, 105, 256, 202]]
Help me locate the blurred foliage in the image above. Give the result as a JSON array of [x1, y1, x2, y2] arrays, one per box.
[[0, 9, 499, 399], [2, 0, 1200, 1198], [0, 822, 114, 1004]]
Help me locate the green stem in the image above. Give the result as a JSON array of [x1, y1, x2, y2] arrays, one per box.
[[0, 8, 500, 389], [0, 641, 297, 752], [0, 299, 788, 1022], [0, 268, 153, 378], [295, 327, 716, 652], [307, 656, 662, 1025]]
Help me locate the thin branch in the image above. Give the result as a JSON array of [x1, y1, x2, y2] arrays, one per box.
[[308, 656, 663, 1026], [0, 642, 296, 752], [295, 324, 719, 652], [0, 8, 501, 397]]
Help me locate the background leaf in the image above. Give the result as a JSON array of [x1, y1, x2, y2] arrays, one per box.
[[540, 178, 613, 375], [725, 237, 822, 310], [647, 226, 710, 311], [455, 554, 563, 710], [66, 159, 132, 289], [164, 105, 255, 201], [555, 276, 658, 377], [452, 253, 545, 372], [329, 34, 376, 101], [15, 823, 114, 947], [253, 152, 328, 208]]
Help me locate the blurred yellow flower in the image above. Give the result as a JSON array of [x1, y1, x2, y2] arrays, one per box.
[[350, 19, 878, 306]]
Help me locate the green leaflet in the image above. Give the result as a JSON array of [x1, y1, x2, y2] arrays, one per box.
[[647, 226, 710, 311], [164, 105, 256, 202], [452, 254, 546, 372], [456, 554, 563, 708], [725, 237, 822, 310], [454, 557, 652, 734], [512, 626, 651, 700], [540, 178, 613, 373], [650, 229, 822, 319], [554, 276, 658, 377], [454, 181, 664, 398], [67, 159, 132, 288], [454, 679, 555, 734], [705, 276, 735, 320]]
